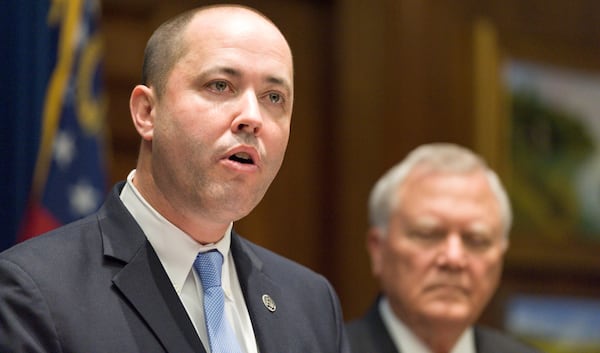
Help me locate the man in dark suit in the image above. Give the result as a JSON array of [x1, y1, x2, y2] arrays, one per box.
[[346, 143, 542, 353], [0, 5, 349, 353]]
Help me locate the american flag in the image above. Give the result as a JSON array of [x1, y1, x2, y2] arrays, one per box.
[[0, 0, 108, 249]]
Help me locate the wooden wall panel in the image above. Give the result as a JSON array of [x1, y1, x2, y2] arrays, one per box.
[[332, 0, 476, 320], [331, 0, 393, 319]]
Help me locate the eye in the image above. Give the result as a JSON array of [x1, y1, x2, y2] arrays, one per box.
[[407, 228, 445, 243], [462, 232, 493, 251], [208, 80, 230, 93], [267, 92, 283, 104]]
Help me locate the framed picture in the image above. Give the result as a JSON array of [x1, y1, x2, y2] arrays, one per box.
[[505, 294, 600, 353], [472, 17, 600, 272], [503, 59, 600, 241]]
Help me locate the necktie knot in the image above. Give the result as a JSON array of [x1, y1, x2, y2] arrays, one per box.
[[195, 250, 223, 289]]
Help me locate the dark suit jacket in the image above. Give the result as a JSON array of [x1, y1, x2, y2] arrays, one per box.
[[346, 298, 543, 353], [0, 183, 349, 353]]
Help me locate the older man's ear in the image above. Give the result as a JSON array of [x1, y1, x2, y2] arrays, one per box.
[[366, 227, 385, 279]]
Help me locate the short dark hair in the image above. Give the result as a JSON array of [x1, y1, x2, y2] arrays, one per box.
[[141, 9, 196, 97]]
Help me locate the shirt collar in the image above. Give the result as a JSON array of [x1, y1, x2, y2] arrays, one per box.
[[119, 170, 234, 295], [379, 296, 476, 353]]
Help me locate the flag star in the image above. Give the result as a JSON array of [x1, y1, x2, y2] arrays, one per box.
[[53, 130, 76, 169], [69, 180, 100, 216], [63, 76, 77, 104], [76, 15, 89, 49]]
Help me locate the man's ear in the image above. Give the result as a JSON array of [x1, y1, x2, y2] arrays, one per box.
[[129, 84, 156, 141], [367, 227, 384, 278]]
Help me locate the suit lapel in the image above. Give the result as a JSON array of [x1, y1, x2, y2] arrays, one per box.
[[112, 242, 206, 353], [366, 298, 400, 353], [99, 184, 206, 353], [231, 233, 287, 352], [473, 326, 506, 353]]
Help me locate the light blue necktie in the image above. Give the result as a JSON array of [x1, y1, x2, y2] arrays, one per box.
[[194, 250, 243, 353]]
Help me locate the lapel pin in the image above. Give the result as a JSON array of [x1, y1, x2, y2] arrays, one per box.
[[262, 294, 276, 312]]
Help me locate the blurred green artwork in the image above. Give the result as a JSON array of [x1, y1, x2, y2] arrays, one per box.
[[504, 60, 600, 241]]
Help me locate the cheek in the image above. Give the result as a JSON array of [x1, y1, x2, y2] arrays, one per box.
[[273, 128, 290, 154], [380, 243, 423, 288], [471, 256, 503, 295], [154, 116, 210, 169], [264, 122, 290, 160]]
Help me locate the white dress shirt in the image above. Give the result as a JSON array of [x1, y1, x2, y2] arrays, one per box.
[[379, 296, 476, 353], [120, 170, 258, 353]]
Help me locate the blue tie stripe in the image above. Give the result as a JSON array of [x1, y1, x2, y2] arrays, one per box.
[[194, 250, 243, 353]]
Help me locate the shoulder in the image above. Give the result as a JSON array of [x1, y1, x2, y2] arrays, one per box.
[[231, 232, 350, 352], [345, 317, 378, 352], [475, 325, 543, 353], [232, 233, 342, 316], [0, 182, 135, 272], [346, 305, 380, 336], [345, 299, 397, 353], [233, 233, 330, 286], [0, 213, 109, 310], [0, 213, 101, 267]]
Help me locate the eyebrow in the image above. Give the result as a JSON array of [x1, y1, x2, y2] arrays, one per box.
[[207, 66, 240, 77]]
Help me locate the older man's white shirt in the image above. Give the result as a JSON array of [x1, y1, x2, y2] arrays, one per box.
[[379, 297, 476, 353]]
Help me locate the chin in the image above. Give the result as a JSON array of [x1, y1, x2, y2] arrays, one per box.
[[222, 202, 253, 220], [424, 302, 472, 324]]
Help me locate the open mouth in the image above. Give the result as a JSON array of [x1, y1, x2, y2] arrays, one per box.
[[228, 152, 254, 165]]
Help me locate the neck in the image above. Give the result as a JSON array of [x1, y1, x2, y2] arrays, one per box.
[[389, 302, 468, 353], [414, 322, 466, 353], [132, 167, 231, 244]]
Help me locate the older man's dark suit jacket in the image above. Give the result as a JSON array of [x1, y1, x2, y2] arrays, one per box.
[[0, 183, 349, 353], [346, 299, 542, 353]]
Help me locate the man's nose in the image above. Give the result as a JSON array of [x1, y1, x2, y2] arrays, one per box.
[[232, 91, 263, 135], [437, 232, 467, 269]]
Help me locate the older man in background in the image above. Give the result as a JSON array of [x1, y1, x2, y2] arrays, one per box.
[[346, 143, 542, 353]]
